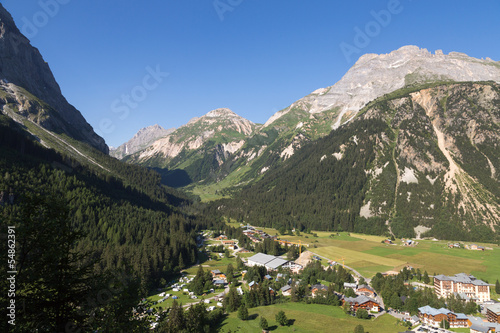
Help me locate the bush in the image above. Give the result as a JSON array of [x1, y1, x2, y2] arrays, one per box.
[[356, 308, 369, 319], [354, 325, 365, 333]]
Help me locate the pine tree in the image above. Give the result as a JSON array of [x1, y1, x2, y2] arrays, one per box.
[[259, 316, 269, 330], [237, 304, 248, 320], [495, 279, 500, 294], [275, 310, 288, 326], [423, 271, 430, 284]]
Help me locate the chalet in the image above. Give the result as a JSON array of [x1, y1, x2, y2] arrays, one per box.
[[249, 281, 258, 289], [311, 284, 328, 298], [238, 248, 251, 253], [264, 274, 272, 280], [211, 269, 222, 277], [486, 303, 500, 324], [417, 306, 469, 328], [221, 240, 235, 246], [434, 273, 490, 303], [357, 284, 376, 297], [343, 295, 380, 313], [281, 285, 292, 296]]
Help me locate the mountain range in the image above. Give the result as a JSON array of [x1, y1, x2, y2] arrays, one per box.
[[1, 0, 499, 242]]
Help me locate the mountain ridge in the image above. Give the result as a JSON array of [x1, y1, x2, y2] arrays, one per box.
[[0, 3, 108, 153]]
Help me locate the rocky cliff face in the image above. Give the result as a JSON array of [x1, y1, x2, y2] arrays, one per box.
[[0, 4, 108, 153], [110, 124, 174, 159]]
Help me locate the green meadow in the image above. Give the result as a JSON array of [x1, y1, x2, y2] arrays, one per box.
[[227, 222, 500, 283], [219, 303, 403, 333]]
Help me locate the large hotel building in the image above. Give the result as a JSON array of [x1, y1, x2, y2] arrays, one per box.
[[434, 273, 490, 303]]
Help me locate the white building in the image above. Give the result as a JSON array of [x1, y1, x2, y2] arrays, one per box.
[[434, 273, 490, 303]]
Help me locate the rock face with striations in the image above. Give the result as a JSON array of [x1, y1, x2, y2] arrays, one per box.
[[0, 3, 108, 153]]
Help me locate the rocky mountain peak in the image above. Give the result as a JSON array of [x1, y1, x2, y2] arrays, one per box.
[[205, 108, 237, 118], [0, 3, 108, 153], [110, 124, 174, 159], [264, 45, 500, 131]]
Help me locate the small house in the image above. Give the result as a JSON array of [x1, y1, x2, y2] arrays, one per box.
[[281, 285, 292, 296]]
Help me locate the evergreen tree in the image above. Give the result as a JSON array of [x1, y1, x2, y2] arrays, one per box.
[[423, 271, 430, 284], [236, 256, 244, 270], [275, 310, 288, 326], [237, 304, 248, 320], [496, 279, 500, 294], [345, 288, 357, 298], [223, 287, 241, 312], [259, 316, 269, 330]]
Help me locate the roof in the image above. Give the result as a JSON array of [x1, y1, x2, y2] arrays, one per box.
[[344, 282, 357, 288], [469, 324, 490, 333], [344, 295, 376, 305], [281, 285, 291, 292], [265, 257, 288, 269], [213, 279, 225, 284], [487, 303, 500, 314], [249, 281, 257, 287], [434, 273, 489, 286], [247, 253, 276, 265], [311, 284, 327, 291], [418, 305, 451, 317], [358, 284, 374, 291], [211, 269, 222, 274]]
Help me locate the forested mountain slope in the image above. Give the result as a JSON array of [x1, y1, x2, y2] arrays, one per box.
[[214, 82, 500, 242]]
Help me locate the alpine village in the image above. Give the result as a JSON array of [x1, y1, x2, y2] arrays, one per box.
[[1, 2, 500, 333]]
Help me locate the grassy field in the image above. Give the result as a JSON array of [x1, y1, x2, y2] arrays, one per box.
[[226, 222, 500, 283], [219, 303, 403, 333]]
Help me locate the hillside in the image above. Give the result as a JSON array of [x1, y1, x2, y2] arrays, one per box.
[[214, 82, 500, 242]]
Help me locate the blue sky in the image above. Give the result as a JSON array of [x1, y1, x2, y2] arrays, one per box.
[[2, 0, 500, 147]]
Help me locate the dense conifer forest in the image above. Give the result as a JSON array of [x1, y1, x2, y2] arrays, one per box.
[[0, 115, 222, 331]]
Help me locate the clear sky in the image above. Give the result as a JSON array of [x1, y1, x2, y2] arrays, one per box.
[[2, 0, 500, 147]]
